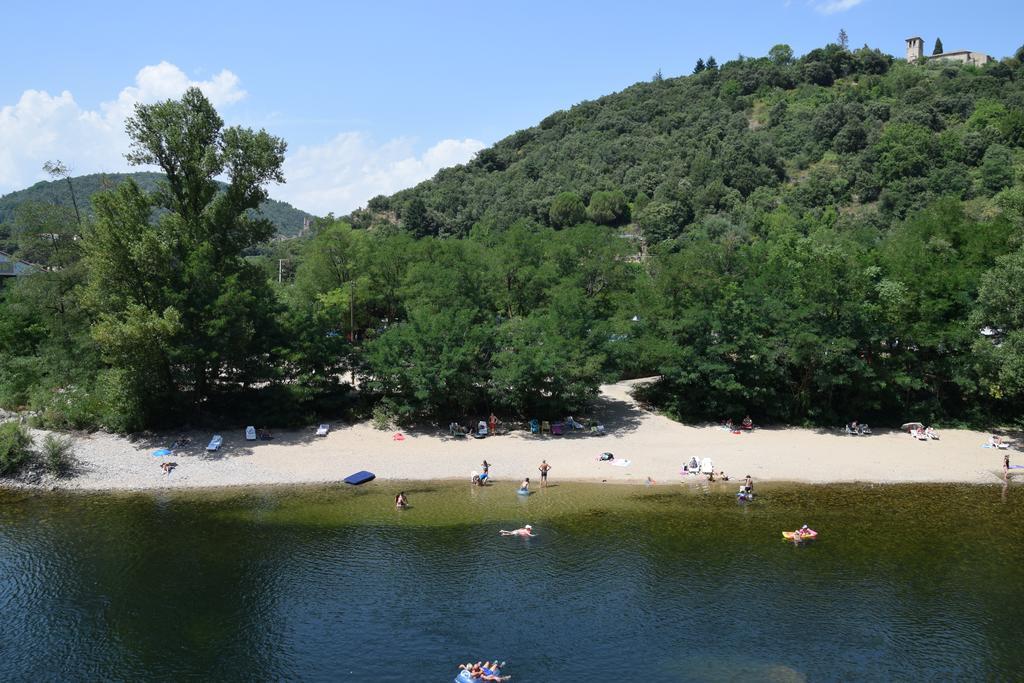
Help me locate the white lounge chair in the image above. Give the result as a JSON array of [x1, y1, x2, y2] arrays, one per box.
[[700, 457, 714, 474], [316, 423, 330, 437], [245, 426, 257, 441], [206, 435, 223, 452]]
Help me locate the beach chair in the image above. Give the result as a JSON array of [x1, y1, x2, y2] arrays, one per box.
[[477, 421, 489, 437], [529, 419, 540, 434], [541, 420, 551, 434], [551, 421, 564, 436], [316, 423, 330, 437], [590, 423, 606, 435], [245, 426, 256, 441], [206, 435, 223, 452], [699, 457, 714, 474]]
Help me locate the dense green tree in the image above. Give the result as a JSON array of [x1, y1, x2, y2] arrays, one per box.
[[971, 247, 1024, 402], [585, 190, 628, 225], [548, 192, 586, 227], [980, 144, 1015, 193], [933, 37, 944, 55], [768, 44, 794, 65], [83, 87, 287, 427]]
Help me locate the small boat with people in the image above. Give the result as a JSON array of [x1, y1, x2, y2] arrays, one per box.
[[782, 525, 817, 542], [455, 660, 509, 682]]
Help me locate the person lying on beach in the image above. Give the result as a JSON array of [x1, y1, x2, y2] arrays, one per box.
[[500, 525, 535, 537], [161, 462, 178, 475]]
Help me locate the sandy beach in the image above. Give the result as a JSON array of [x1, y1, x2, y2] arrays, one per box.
[[3, 379, 1018, 491]]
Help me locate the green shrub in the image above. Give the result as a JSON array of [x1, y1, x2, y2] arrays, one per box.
[[0, 422, 34, 476], [41, 433, 75, 477], [371, 403, 394, 431]]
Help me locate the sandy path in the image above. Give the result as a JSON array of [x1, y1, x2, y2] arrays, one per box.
[[5, 378, 1016, 491]]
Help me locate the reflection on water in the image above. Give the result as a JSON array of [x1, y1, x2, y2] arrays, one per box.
[[0, 482, 1022, 681]]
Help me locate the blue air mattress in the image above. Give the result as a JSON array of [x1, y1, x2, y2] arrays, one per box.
[[454, 667, 502, 683], [153, 449, 173, 457], [343, 470, 376, 485]]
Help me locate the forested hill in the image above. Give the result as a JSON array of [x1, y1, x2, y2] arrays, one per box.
[[0, 172, 313, 237], [360, 43, 1024, 240]]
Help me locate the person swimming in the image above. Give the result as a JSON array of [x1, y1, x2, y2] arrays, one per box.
[[395, 492, 409, 509], [519, 477, 530, 493], [499, 525, 534, 537]]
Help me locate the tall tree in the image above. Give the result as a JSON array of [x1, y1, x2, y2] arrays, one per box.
[[838, 28, 849, 50], [84, 87, 287, 427], [932, 37, 944, 55], [693, 58, 705, 73], [42, 160, 82, 227]]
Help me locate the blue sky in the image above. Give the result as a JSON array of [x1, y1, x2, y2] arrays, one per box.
[[1, 0, 1020, 214]]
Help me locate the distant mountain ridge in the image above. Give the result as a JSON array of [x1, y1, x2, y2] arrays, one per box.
[[0, 172, 314, 237]]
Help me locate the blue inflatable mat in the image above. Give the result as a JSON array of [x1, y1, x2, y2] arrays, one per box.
[[343, 470, 376, 485], [153, 449, 173, 457]]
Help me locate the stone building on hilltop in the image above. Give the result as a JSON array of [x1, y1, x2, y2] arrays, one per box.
[[905, 36, 992, 66]]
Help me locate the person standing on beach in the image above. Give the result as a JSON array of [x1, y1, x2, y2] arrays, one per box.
[[539, 460, 551, 487], [1005, 453, 1011, 478], [489, 412, 498, 435]]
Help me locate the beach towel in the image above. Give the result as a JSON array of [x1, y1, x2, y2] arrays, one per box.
[[392, 432, 405, 441], [611, 459, 632, 467], [152, 448, 172, 457], [1010, 465, 1024, 470]]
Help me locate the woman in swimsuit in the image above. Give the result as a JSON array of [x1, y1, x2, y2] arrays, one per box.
[[395, 492, 408, 509]]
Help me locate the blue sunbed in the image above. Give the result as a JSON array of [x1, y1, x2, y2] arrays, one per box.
[[343, 470, 376, 485]]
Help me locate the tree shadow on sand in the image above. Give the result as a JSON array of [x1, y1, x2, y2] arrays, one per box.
[[129, 426, 322, 461]]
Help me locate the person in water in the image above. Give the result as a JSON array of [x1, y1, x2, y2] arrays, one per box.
[[500, 524, 534, 537], [460, 662, 510, 681], [395, 492, 409, 509], [538, 460, 551, 487], [519, 477, 530, 493]]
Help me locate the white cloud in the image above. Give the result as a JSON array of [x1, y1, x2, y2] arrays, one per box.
[[0, 63, 483, 216], [0, 62, 245, 193], [811, 0, 864, 14], [279, 133, 485, 215]]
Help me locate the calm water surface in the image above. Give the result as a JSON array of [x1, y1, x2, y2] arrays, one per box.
[[1, 481, 1022, 681]]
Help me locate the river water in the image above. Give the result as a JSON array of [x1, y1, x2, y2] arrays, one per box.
[[1, 481, 1021, 681]]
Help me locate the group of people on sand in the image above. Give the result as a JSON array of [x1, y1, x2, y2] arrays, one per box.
[[458, 661, 510, 681], [723, 416, 754, 431]]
